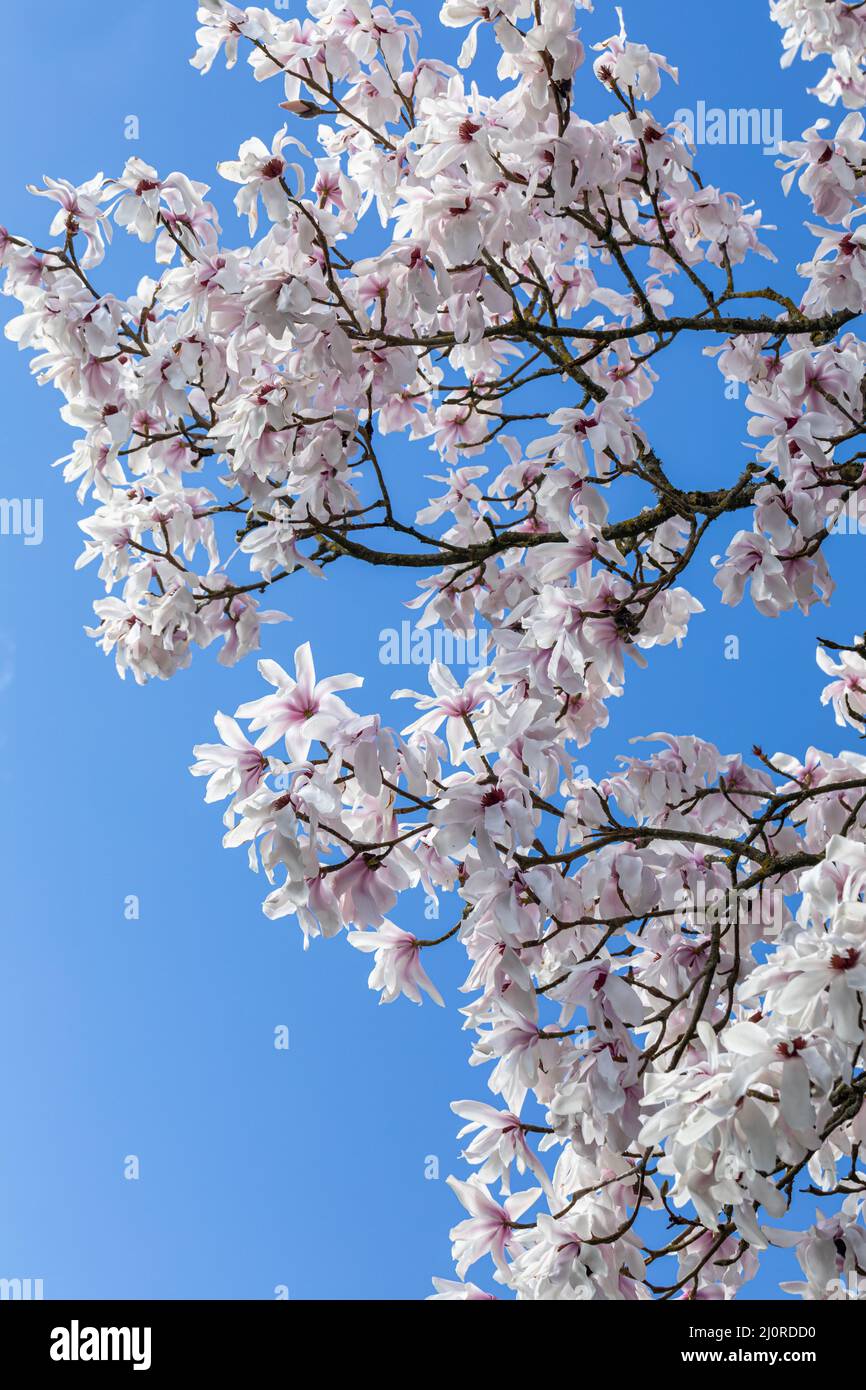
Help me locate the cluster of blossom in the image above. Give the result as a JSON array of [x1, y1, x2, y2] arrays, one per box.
[[4, 0, 866, 1298], [192, 640, 866, 1299], [771, 0, 866, 109]]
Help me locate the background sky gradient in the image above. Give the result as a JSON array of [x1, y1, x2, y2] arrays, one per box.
[[0, 0, 862, 1300]]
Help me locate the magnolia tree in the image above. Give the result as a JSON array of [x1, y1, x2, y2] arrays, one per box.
[[5, 0, 866, 1301]]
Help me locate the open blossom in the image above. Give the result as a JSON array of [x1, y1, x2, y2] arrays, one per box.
[[394, 660, 496, 765], [330, 851, 414, 928], [778, 113, 866, 220], [190, 711, 270, 802], [451, 1100, 553, 1196], [347, 921, 444, 1006], [817, 640, 866, 729], [592, 7, 678, 99], [234, 642, 362, 759], [775, 1196, 866, 1299], [445, 1175, 541, 1279], [190, 1, 252, 73], [26, 173, 111, 267], [217, 126, 309, 233], [431, 769, 538, 860], [741, 914, 866, 1044], [771, 0, 866, 108]]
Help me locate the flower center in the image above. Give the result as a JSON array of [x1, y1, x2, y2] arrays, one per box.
[[830, 947, 860, 972], [260, 157, 285, 180]]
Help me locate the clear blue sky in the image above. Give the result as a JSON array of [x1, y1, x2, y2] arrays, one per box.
[[0, 0, 861, 1300]]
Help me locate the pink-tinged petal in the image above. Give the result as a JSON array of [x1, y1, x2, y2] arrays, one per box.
[[213, 711, 252, 751], [780, 1057, 814, 1132], [293, 641, 316, 690], [317, 672, 364, 696], [725, 1021, 772, 1056], [256, 658, 293, 691], [503, 1187, 542, 1223], [354, 740, 382, 795]]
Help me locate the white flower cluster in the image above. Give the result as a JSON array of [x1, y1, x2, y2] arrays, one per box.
[[4, 0, 866, 1298]]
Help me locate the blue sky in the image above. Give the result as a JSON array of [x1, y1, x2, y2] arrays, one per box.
[[0, 0, 862, 1300]]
